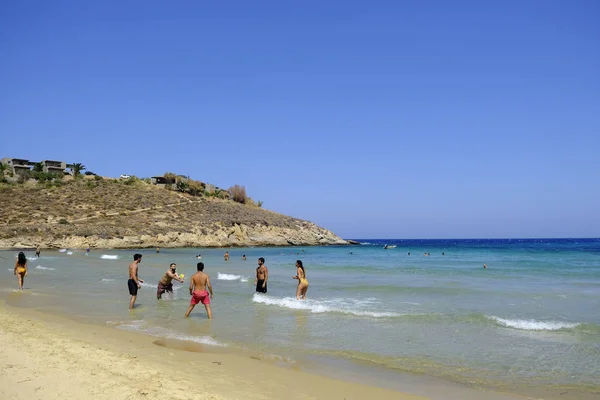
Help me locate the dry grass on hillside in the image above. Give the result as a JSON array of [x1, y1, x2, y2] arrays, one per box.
[[0, 179, 307, 240]]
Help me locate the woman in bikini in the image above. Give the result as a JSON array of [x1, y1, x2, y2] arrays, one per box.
[[14, 252, 28, 290], [293, 260, 308, 300]]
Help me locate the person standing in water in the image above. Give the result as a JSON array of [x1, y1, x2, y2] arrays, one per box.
[[185, 262, 213, 319], [255, 257, 268, 293], [35, 246, 41, 258], [157, 263, 184, 299], [128, 254, 144, 309], [14, 252, 28, 290], [293, 260, 308, 300], [224, 251, 229, 261]]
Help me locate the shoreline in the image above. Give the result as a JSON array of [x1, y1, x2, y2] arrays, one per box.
[[0, 300, 539, 400], [0, 300, 421, 400]]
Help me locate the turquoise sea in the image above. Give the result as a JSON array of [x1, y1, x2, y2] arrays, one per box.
[[2, 239, 599, 399]]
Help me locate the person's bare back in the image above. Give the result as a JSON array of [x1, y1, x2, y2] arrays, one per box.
[[185, 262, 213, 319], [190, 271, 209, 292]]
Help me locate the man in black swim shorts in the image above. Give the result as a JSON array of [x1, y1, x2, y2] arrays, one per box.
[[128, 253, 144, 309], [255, 257, 268, 293]]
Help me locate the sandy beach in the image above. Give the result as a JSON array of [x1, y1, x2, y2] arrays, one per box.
[[0, 301, 425, 400]]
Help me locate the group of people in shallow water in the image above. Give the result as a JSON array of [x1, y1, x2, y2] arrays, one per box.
[[12, 249, 309, 318], [126, 253, 309, 319]]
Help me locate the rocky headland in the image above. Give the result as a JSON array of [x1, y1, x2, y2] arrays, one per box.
[[0, 178, 348, 249]]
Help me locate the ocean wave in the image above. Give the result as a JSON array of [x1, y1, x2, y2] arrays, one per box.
[[101, 278, 115, 282], [217, 273, 249, 282], [360, 242, 372, 245], [100, 255, 119, 260], [66, 251, 73, 255], [487, 316, 580, 331], [59, 249, 67, 252], [116, 320, 225, 347], [35, 266, 55, 271], [27, 256, 38, 261], [252, 294, 400, 318]]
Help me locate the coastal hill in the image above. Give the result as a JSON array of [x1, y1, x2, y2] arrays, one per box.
[[0, 177, 348, 249]]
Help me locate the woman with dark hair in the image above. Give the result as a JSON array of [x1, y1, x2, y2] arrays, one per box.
[[293, 260, 308, 300], [14, 252, 28, 290]]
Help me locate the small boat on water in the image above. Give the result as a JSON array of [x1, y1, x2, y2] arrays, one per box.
[[383, 245, 397, 249]]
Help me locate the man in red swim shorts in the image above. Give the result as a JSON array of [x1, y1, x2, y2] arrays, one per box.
[[185, 262, 214, 319]]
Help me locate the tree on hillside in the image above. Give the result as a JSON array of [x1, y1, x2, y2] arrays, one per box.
[[229, 184, 247, 204], [72, 163, 86, 177], [33, 162, 44, 173]]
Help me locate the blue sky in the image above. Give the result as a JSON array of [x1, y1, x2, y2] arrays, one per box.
[[1, 1, 599, 239]]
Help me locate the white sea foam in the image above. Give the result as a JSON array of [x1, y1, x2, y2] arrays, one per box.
[[27, 257, 38, 261], [101, 278, 115, 282], [252, 294, 399, 318], [36, 266, 55, 271], [100, 255, 119, 260], [66, 251, 73, 255], [217, 273, 249, 282], [116, 320, 225, 347], [59, 249, 67, 252], [488, 316, 580, 331]]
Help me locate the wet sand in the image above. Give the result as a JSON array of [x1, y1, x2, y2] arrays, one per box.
[[0, 300, 424, 400]]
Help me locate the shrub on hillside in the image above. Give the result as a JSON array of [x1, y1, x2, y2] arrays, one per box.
[[229, 185, 247, 204], [187, 180, 204, 196], [176, 180, 189, 193], [163, 172, 177, 184]]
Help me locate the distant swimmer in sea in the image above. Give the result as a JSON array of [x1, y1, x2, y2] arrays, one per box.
[[483, 264, 488, 269], [408, 252, 411, 256], [242, 254, 246, 260], [293, 260, 308, 300], [128, 254, 144, 310], [86, 246, 90, 255], [196, 254, 202, 259], [157, 263, 184, 299], [185, 262, 213, 319], [156, 247, 160, 253], [35, 246, 41, 258], [442, 252, 445, 256], [14, 252, 28, 290], [224, 251, 229, 261], [255, 257, 268, 293]]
